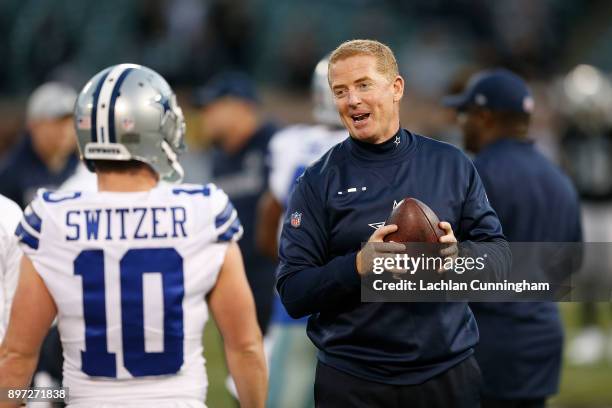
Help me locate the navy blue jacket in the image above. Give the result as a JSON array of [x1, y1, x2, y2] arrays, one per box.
[[470, 138, 582, 399], [277, 129, 508, 385]]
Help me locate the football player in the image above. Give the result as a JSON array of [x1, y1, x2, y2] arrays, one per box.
[[0, 64, 266, 408]]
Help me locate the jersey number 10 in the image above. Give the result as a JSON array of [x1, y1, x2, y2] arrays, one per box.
[[75, 247, 184, 377]]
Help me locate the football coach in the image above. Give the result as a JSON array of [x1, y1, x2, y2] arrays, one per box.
[[276, 39, 509, 408]]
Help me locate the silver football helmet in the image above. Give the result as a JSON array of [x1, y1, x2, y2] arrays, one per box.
[[311, 56, 342, 127], [555, 64, 612, 132], [74, 63, 186, 182]]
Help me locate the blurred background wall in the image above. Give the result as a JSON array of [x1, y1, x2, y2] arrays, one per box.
[[0, 1, 610, 147]]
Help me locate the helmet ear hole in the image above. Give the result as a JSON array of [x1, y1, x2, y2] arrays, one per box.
[[74, 63, 186, 183]]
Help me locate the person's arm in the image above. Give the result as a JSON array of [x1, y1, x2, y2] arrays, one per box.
[[209, 242, 267, 408], [255, 190, 283, 261], [0, 256, 56, 408], [459, 160, 510, 281], [276, 173, 367, 318]]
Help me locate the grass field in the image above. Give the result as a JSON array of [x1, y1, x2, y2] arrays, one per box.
[[203, 303, 612, 408], [551, 303, 612, 408]]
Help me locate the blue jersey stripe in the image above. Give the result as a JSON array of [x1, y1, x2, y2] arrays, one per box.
[[218, 218, 242, 242], [215, 202, 235, 229], [42, 191, 82, 203], [24, 209, 42, 233], [91, 71, 110, 143], [15, 222, 39, 250], [108, 68, 135, 143], [172, 186, 211, 196]]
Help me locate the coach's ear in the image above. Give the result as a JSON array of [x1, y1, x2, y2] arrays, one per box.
[[393, 75, 404, 102]]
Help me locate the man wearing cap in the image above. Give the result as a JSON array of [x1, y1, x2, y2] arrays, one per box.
[[193, 72, 279, 334], [444, 69, 582, 408], [0, 82, 79, 208]]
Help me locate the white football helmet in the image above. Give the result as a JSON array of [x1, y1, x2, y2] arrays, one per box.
[[311, 56, 342, 127], [74, 63, 186, 182]]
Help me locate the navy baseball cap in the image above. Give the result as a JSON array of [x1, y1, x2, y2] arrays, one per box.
[[442, 69, 534, 114], [192, 71, 259, 108]]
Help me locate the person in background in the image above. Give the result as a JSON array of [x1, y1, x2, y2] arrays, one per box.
[[277, 39, 509, 408], [0, 82, 78, 208], [444, 68, 582, 408], [193, 72, 279, 335], [256, 55, 347, 408]]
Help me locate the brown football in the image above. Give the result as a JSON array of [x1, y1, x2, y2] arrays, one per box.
[[383, 198, 445, 243]]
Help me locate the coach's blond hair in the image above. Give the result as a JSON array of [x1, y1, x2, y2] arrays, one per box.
[[328, 39, 399, 83]]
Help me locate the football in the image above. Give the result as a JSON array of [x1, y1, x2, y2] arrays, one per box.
[[383, 198, 445, 243]]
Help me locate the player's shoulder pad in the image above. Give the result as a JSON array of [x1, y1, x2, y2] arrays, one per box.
[[204, 183, 243, 243], [172, 182, 242, 242], [16, 188, 87, 252], [169, 182, 225, 205], [15, 194, 47, 252]]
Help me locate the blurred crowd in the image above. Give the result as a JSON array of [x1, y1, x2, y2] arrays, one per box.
[[1, 0, 612, 154], [0, 0, 604, 93]]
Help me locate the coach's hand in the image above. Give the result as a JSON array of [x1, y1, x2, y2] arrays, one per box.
[[438, 221, 458, 274], [356, 224, 406, 277]]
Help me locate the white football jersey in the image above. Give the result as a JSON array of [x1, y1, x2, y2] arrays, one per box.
[[268, 124, 347, 205], [15, 183, 242, 407], [0, 194, 22, 342]]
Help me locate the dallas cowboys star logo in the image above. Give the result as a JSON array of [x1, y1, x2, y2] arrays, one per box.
[[368, 221, 386, 230], [155, 93, 172, 114], [368, 200, 404, 230]]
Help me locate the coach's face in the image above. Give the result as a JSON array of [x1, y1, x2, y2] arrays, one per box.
[[329, 55, 403, 144]]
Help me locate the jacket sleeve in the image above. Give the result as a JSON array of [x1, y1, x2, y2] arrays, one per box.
[[276, 174, 360, 318], [458, 160, 511, 281]]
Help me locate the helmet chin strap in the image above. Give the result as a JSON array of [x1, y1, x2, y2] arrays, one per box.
[[160, 140, 184, 183]]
